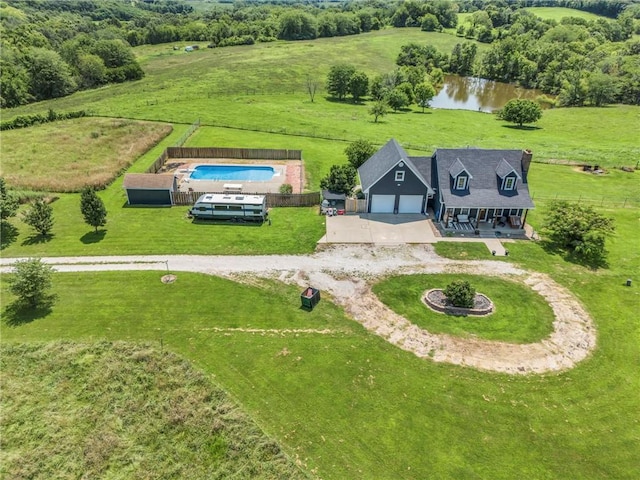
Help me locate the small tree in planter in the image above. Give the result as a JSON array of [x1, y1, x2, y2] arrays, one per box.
[[444, 280, 475, 308]]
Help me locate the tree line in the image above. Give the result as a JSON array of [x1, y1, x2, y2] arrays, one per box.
[[2, 0, 639, 107]]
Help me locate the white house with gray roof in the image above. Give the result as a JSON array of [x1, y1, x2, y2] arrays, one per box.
[[358, 139, 534, 230]]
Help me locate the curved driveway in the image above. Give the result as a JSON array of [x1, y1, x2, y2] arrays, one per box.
[[0, 245, 596, 375]]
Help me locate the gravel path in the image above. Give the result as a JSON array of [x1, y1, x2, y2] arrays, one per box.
[[0, 245, 596, 375]]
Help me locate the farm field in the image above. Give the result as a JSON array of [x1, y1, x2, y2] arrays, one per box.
[[1, 22, 640, 480]]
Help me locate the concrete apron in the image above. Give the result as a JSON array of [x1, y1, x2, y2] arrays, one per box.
[[320, 214, 508, 255]]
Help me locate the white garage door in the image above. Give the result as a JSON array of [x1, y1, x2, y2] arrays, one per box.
[[398, 195, 423, 213], [370, 194, 395, 213]]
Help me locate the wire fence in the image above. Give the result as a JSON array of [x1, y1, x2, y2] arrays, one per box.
[[530, 193, 639, 208]]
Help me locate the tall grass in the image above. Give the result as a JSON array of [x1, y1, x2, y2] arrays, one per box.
[[0, 341, 304, 479]]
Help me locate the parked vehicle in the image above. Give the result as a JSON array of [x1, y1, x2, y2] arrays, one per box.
[[190, 194, 267, 222]]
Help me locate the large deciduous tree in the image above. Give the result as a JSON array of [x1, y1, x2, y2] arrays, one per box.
[[414, 82, 436, 112], [319, 164, 357, 195], [348, 71, 369, 103], [498, 99, 542, 127], [7, 258, 56, 309], [543, 201, 615, 266], [345, 140, 376, 169], [80, 187, 107, 233], [22, 198, 54, 237], [278, 11, 317, 40], [326, 64, 356, 100], [26, 48, 76, 101]]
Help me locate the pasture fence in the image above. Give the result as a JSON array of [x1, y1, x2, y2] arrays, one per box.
[[531, 193, 639, 208], [172, 191, 320, 207], [174, 118, 200, 147]]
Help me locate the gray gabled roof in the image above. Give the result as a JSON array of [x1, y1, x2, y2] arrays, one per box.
[[495, 158, 521, 179], [358, 138, 432, 193], [434, 148, 534, 209], [449, 158, 472, 178]]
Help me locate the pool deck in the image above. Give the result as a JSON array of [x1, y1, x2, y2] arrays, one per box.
[[160, 158, 302, 194]]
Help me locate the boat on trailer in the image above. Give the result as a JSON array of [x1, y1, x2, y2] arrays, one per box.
[[190, 193, 267, 222]]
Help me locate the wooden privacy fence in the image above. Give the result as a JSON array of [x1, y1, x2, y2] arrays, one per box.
[[147, 146, 302, 174], [166, 147, 302, 160], [172, 191, 320, 208], [346, 198, 368, 213]]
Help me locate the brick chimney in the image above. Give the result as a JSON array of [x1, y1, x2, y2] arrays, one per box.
[[521, 149, 533, 181]]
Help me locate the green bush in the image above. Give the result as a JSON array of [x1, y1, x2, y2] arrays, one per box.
[[443, 280, 475, 308], [279, 183, 293, 194]]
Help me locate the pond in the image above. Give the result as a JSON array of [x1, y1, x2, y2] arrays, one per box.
[[430, 76, 545, 113]]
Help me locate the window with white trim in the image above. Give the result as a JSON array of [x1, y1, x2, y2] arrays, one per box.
[[395, 171, 405, 182], [456, 175, 467, 190], [503, 177, 516, 190]]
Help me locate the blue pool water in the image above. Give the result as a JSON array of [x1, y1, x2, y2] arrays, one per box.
[[190, 165, 275, 182]]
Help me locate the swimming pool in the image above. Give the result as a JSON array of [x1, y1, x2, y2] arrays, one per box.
[[190, 165, 275, 182]]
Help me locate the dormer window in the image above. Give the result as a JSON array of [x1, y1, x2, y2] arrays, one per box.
[[455, 176, 467, 190], [395, 171, 405, 182], [503, 177, 516, 190]]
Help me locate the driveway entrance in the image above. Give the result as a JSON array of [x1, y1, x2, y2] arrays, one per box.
[[320, 214, 437, 244]]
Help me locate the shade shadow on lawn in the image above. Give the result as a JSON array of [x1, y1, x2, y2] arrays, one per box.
[[21, 234, 54, 246], [539, 239, 609, 270], [0, 222, 19, 250], [80, 230, 107, 244], [3, 301, 54, 326]]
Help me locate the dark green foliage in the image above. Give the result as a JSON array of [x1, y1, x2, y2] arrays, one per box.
[[449, 42, 478, 76], [7, 258, 55, 308], [278, 11, 317, 41], [0, 110, 87, 131], [0, 178, 19, 222], [80, 187, 107, 233], [22, 199, 54, 237], [345, 140, 376, 169], [326, 64, 356, 100], [543, 201, 615, 266], [348, 71, 369, 103], [443, 280, 475, 308], [320, 164, 356, 195], [498, 99, 542, 126]]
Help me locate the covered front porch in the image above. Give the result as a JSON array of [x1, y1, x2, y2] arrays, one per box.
[[436, 207, 531, 239]]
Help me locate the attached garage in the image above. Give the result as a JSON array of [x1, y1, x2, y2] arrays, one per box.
[[398, 195, 424, 214], [123, 173, 176, 206], [370, 194, 396, 213]]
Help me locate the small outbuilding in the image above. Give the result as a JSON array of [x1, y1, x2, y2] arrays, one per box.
[[322, 190, 346, 210], [123, 173, 177, 206]]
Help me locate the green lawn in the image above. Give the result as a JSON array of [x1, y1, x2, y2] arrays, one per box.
[[373, 274, 555, 343], [434, 242, 493, 260]]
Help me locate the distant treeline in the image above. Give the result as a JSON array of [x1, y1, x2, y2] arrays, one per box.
[[2, 0, 639, 108]]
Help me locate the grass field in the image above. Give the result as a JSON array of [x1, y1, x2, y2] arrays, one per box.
[[524, 7, 607, 22], [372, 274, 555, 343], [0, 342, 304, 479], [0, 118, 172, 192], [1, 26, 639, 479]]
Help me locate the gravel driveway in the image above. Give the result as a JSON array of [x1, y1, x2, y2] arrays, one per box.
[[0, 245, 596, 375]]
